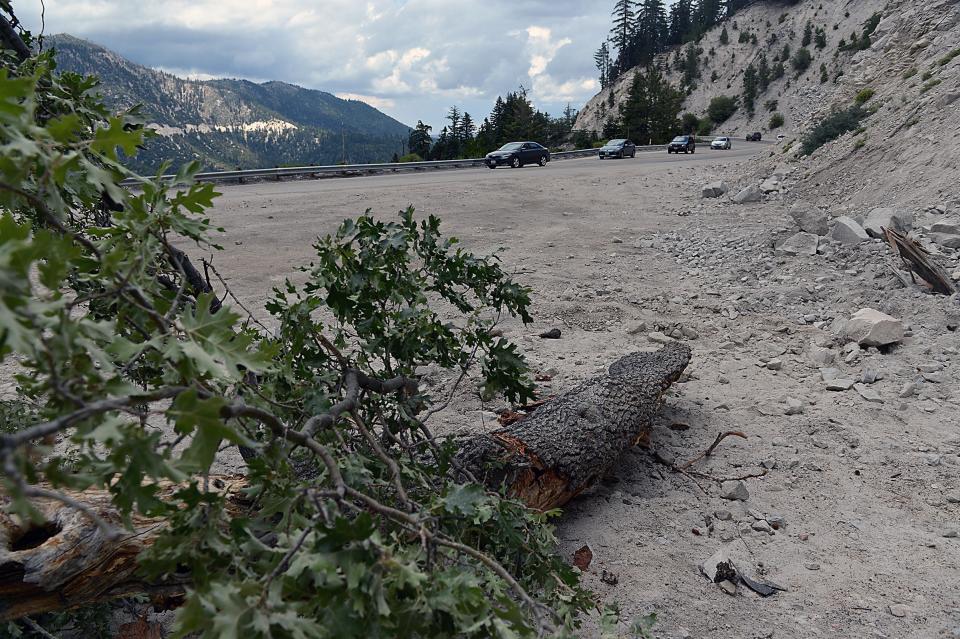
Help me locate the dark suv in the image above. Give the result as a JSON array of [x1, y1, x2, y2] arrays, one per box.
[[746, 132, 762, 141], [668, 135, 696, 154], [485, 142, 550, 169]]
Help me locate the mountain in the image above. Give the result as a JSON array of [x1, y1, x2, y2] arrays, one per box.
[[48, 34, 411, 172]]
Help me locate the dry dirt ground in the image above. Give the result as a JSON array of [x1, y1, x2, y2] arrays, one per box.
[[198, 148, 960, 639]]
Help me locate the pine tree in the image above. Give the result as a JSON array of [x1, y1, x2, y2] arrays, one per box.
[[594, 40, 614, 88], [460, 112, 475, 142], [610, 0, 637, 74], [757, 52, 771, 91], [742, 63, 759, 112], [668, 0, 693, 45], [408, 120, 432, 159], [618, 66, 684, 144], [634, 0, 669, 66], [719, 26, 729, 45], [802, 21, 813, 47]]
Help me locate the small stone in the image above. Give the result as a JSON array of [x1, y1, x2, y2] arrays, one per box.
[[860, 369, 882, 384], [899, 382, 918, 398], [923, 372, 945, 384], [790, 205, 830, 235], [776, 232, 819, 256], [752, 520, 773, 533], [820, 368, 842, 382], [888, 604, 910, 618], [732, 184, 762, 204], [943, 529, 959, 539], [917, 362, 943, 373], [717, 580, 739, 595], [826, 378, 856, 391], [700, 548, 738, 583], [627, 321, 648, 335], [766, 358, 783, 371], [766, 514, 787, 530], [701, 181, 729, 199], [539, 328, 562, 339], [648, 331, 675, 345], [785, 397, 804, 415], [720, 480, 750, 501], [804, 563, 821, 571], [854, 383, 884, 403], [714, 510, 733, 521]]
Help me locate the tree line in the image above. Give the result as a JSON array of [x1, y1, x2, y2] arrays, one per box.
[[404, 89, 579, 161]]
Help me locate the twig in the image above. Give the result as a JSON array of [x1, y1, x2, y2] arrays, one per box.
[[681, 431, 747, 470], [21, 617, 59, 639]]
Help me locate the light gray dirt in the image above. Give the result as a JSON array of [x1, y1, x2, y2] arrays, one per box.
[[192, 146, 959, 638]]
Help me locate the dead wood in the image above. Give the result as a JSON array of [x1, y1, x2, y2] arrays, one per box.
[[884, 228, 956, 296], [0, 344, 691, 619], [456, 342, 692, 511]]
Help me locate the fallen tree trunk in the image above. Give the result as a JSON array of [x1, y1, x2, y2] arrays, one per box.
[[0, 478, 249, 621], [0, 344, 691, 620], [455, 342, 691, 510]]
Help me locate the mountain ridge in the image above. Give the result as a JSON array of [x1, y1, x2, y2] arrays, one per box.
[[47, 34, 411, 171]]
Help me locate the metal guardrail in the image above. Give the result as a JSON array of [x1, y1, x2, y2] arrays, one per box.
[[122, 138, 766, 186]]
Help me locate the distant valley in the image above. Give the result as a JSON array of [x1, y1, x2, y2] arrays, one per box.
[[49, 34, 411, 172]]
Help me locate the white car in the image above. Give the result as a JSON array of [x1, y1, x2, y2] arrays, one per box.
[[711, 136, 732, 150]]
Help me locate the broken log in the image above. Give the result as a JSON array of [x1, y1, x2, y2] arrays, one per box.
[[0, 344, 691, 620], [455, 342, 692, 510], [884, 228, 956, 296], [0, 478, 248, 621]]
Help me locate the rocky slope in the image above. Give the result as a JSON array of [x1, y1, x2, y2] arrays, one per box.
[[578, 0, 960, 211], [48, 34, 411, 172]]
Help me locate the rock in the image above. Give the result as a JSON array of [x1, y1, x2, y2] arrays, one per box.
[[899, 382, 919, 398], [717, 579, 739, 596], [759, 177, 781, 193], [843, 308, 905, 347], [714, 510, 733, 521], [627, 321, 648, 335], [776, 232, 820, 256], [719, 480, 750, 501], [888, 604, 910, 618], [785, 397, 805, 415], [826, 378, 856, 391], [854, 383, 884, 403], [820, 368, 843, 382], [766, 514, 787, 529], [943, 529, 959, 539], [766, 358, 783, 371], [930, 233, 960, 249], [862, 207, 913, 238], [931, 219, 960, 235], [732, 184, 763, 204], [699, 549, 738, 583], [809, 347, 835, 366], [831, 216, 870, 245], [789, 206, 830, 236], [701, 181, 729, 199], [752, 520, 773, 534], [539, 328, 562, 339], [648, 331, 675, 345]]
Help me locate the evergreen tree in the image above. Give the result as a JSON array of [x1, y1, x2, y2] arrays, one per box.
[[618, 66, 685, 144], [668, 0, 694, 45], [802, 21, 813, 47], [610, 0, 638, 74], [595, 40, 615, 88], [742, 63, 759, 112], [682, 43, 700, 89], [757, 52, 771, 91], [719, 26, 729, 45], [407, 120, 433, 159], [694, 0, 723, 35], [460, 112, 476, 142], [633, 0, 669, 66]]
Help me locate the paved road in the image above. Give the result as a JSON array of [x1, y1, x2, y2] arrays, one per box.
[[204, 142, 767, 312]]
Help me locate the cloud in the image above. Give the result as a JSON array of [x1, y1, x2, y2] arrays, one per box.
[[335, 93, 397, 110], [19, 0, 612, 127]]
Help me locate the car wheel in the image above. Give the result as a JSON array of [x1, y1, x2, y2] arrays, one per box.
[[538, 156, 547, 166], [511, 157, 521, 168], [487, 164, 496, 169]]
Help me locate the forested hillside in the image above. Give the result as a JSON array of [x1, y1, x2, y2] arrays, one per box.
[[49, 34, 411, 171]]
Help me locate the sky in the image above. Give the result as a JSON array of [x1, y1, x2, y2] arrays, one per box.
[[17, 0, 624, 130]]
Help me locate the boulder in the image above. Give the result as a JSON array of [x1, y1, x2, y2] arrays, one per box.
[[831, 216, 870, 245], [931, 219, 960, 235], [732, 184, 763, 204], [775, 232, 820, 256], [789, 205, 829, 235], [701, 181, 729, 199], [843, 308, 904, 347], [862, 207, 913, 238]]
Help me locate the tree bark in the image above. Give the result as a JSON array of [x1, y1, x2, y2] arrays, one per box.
[[455, 342, 691, 510], [0, 344, 691, 620]]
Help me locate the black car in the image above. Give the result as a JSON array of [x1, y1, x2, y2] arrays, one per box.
[[746, 132, 762, 141], [485, 142, 550, 169], [598, 139, 636, 159], [668, 135, 696, 154]]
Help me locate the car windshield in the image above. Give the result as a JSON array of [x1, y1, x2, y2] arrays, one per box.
[[672, 137, 687, 143], [498, 143, 523, 151], [608, 139, 625, 145]]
